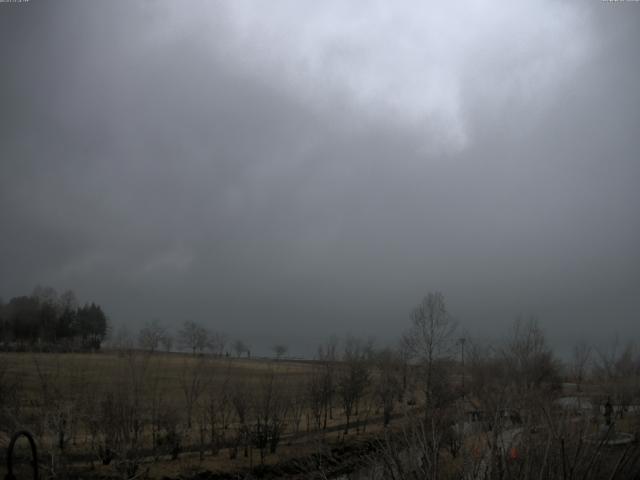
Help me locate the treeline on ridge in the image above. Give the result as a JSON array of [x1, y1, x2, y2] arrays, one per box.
[[0, 286, 108, 351]]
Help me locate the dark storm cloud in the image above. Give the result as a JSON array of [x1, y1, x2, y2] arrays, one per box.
[[1, 1, 639, 355]]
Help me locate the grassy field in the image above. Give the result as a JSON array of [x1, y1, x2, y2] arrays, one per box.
[[1, 350, 314, 401], [0, 350, 397, 479], [4, 350, 640, 479]]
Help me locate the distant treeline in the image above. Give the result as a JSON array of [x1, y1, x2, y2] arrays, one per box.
[[0, 286, 108, 351]]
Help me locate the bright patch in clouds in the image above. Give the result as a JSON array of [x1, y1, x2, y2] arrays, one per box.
[[217, 1, 591, 152]]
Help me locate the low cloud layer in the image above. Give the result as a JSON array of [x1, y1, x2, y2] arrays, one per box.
[[1, 1, 639, 355]]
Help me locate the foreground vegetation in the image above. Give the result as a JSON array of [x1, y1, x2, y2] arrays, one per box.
[[2, 292, 640, 479]]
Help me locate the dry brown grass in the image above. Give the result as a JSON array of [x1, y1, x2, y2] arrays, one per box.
[[2, 351, 312, 399], [1, 350, 399, 478]]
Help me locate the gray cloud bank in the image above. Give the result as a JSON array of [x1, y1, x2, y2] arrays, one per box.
[[1, 1, 639, 355]]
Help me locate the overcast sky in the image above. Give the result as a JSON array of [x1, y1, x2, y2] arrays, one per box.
[[1, 1, 639, 356]]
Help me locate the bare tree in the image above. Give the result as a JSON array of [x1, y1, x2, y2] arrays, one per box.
[[306, 366, 326, 431], [396, 339, 412, 403], [503, 316, 559, 394], [90, 351, 150, 478], [571, 341, 592, 392], [137, 319, 167, 353], [375, 348, 402, 426], [148, 374, 166, 459], [230, 379, 250, 459], [317, 336, 339, 427], [208, 331, 227, 357], [112, 323, 134, 352], [160, 332, 173, 353], [272, 344, 288, 360], [180, 356, 209, 429], [233, 339, 248, 358], [204, 363, 234, 455], [145, 361, 182, 461], [32, 355, 82, 477], [178, 320, 209, 356], [288, 380, 307, 434], [404, 291, 456, 413], [594, 339, 639, 419], [252, 369, 290, 463], [337, 336, 370, 434], [368, 401, 640, 480]]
